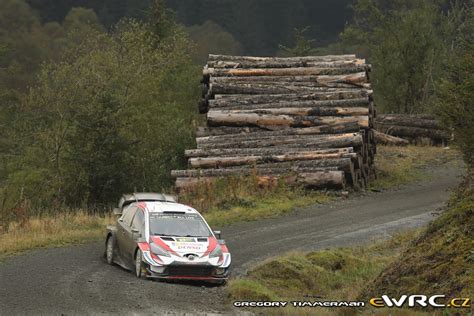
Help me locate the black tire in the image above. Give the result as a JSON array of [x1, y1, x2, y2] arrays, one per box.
[[105, 235, 115, 265], [135, 249, 145, 278]]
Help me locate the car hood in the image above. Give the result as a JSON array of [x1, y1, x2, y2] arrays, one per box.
[[150, 236, 218, 256]]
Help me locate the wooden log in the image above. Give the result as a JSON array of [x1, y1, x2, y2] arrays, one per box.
[[207, 111, 369, 128], [175, 170, 345, 189], [209, 82, 369, 96], [171, 166, 339, 178], [196, 133, 364, 150], [376, 124, 449, 139], [373, 130, 409, 146], [175, 170, 346, 190], [211, 91, 372, 106], [207, 59, 366, 69], [209, 98, 370, 110], [376, 113, 436, 120], [223, 106, 369, 117], [208, 54, 357, 62], [185, 147, 355, 158], [233, 158, 355, 173], [241, 158, 357, 187], [189, 152, 358, 169], [295, 172, 346, 189], [210, 72, 368, 86], [196, 128, 363, 147], [196, 122, 361, 143], [375, 115, 441, 130], [204, 66, 368, 77]]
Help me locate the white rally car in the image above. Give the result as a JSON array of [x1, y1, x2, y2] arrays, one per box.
[[105, 193, 231, 284]]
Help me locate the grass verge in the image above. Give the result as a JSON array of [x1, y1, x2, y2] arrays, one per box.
[[0, 211, 113, 258], [370, 145, 461, 189], [178, 174, 334, 228], [228, 231, 419, 315]]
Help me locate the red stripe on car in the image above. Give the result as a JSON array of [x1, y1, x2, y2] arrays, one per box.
[[150, 236, 179, 256], [203, 237, 218, 256], [137, 242, 150, 251]]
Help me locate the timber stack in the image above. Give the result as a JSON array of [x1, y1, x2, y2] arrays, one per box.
[[172, 54, 377, 191], [375, 114, 449, 144]]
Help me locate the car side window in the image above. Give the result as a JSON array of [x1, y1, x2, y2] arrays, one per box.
[[121, 206, 137, 227], [131, 209, 145, 232]]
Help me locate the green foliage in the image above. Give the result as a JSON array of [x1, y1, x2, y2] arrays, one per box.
[[278, 27, 317, 57], [187, 20, 243, 64], [436, 7, 474, 167], [340, 0, 443, 113], [0, 2, 201, 217]]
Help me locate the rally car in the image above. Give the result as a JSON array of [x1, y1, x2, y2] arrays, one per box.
[[105, 193, 231, 284]]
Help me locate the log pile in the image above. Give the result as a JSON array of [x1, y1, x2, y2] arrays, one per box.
[[375, 114, 449, 144], [172, 54, 377, 191]]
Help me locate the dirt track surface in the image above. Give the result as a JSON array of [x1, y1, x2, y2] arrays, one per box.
[[0, 165, 463, 315]]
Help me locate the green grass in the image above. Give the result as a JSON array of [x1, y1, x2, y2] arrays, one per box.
[[204, 190, 333, 227], [179, 174, 334, 228], [370, 145, 461, 189], [0, 211, 113, 258], [228, 231, 420, 315]]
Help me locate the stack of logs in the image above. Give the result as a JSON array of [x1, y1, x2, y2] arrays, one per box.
[[375, 114, 449, 144], [172, 54, 377, 191]]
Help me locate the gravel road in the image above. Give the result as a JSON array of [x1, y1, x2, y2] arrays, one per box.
[[0, 164, 463, 315]]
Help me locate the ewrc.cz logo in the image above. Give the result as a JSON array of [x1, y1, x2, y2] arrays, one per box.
[[370, 295, 471, 308]]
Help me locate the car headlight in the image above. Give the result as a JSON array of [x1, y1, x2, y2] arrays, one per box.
[[150, 242, 171, 257], [209, 245, 223, 258]]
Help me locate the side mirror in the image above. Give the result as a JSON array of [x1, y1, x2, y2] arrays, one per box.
[[213, 230, 221, 239], [113, 208, 122, 216]]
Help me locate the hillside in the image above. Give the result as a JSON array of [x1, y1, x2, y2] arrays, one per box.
[[361, 171, 473, 301]]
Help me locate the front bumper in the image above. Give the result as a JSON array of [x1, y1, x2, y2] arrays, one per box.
[[145, 263, 230, 281]]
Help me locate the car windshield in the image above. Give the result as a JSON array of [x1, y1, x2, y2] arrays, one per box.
[[149, 213, 212, 237]]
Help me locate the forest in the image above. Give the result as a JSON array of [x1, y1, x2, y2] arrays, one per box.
[[0, 0, 472, 231]]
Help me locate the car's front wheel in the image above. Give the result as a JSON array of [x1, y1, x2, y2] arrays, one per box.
[[135, 249, 145, 278], [105, 236, 115, 265]]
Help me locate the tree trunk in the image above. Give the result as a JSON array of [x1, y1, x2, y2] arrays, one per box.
[[373, 130, 409, 146], [375, 115, 441, 130], [171, 166, 340, 178], [221, 107, 369, 117], [376, 124, 449, 139], [209, 98, 370, 110], [207, 59, 366, 69], [211, 90, 372, 105], [196, 122, 361, 142], [189, 153, 357, 169], [209, 82, 369, 95], [185, 147, 355, 158], [204, 66, 368, 77], [196, 133, 364, 150], [210, 72, 367, 85], [175, 170, 346, 190], [208, 54, 357, 62], [207, 111, 369, 128]]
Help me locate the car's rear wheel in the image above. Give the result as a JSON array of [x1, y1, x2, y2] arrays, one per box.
[[106, 236, 115, 265], [135, 249, 145, 278]]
